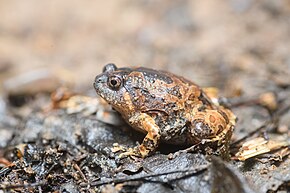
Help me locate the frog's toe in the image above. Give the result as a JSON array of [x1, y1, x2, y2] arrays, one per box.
[[117, 147, 142, 159], [111, 143, 127, 153]]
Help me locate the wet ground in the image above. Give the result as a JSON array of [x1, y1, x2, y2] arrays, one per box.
[[0, 0, 290, 192]]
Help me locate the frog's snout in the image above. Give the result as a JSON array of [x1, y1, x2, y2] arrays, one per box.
[[95, 74, 108, 84], [94, 74, 108, 94]]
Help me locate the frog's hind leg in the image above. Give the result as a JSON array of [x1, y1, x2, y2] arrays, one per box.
[[191, 109, 234, 159], [169, 109, 234, 160]]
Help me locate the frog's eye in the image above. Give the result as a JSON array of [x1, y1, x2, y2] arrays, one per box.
[[108, 75, 122, 90]]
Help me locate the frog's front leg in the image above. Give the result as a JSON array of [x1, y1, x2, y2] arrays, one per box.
[[119, 113, 161, 158]]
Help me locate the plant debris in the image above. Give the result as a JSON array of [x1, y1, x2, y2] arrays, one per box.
[[1, 1, 290, 192]]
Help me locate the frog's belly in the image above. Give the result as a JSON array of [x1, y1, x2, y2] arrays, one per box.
[[161, 135, 187, 145], [160, 128, 196, 145]]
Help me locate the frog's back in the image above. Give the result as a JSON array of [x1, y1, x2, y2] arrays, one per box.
[[127, 67, 193, 86], [123, 67, 208, 112]]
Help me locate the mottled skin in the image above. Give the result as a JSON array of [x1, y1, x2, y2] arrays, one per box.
[[94, 63, 236, 158]]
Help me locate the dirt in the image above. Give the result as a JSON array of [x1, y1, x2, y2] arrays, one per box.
[[0, 0, 290, 192]]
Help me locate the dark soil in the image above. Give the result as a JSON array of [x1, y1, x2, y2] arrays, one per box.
[[0, 1, 290, 192]]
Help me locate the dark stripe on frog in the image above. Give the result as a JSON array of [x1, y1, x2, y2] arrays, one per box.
[[198, 91, 214, 108], [136, 67, 174, 84], [117, 66, 174, 84], [167, 85, 183, 99], [217, 110, 230, 124]]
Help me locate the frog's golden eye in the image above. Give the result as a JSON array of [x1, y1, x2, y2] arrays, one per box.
[[108, 75, 122, 90]]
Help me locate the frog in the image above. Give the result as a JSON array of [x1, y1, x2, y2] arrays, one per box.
[[94, 63, 236, 159]]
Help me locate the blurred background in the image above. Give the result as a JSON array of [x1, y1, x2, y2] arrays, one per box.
[[1, 0, 290, 96], [1, 2, 290, 192]]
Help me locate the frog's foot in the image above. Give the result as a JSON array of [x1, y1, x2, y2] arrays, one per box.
[[117, 147, 143, 160], [118, 148, 141, 159], [168, 144, 199, 160], [111, 143, 127, 153], [111, 143, 140, 158]]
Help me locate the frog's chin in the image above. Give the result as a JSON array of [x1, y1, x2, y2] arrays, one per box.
[[93, 82, 107, 99], [95, 89, 107, 101], [94, 82, 116, 105], [93, 82, 101, 95]]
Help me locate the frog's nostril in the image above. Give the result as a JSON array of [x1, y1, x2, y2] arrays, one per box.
[[95, 75, 107, 84]]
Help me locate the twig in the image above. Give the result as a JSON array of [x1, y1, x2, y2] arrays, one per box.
[[0, 167, 12, 177], [230, 119, 274, 147], [90, 164, 208, 187], [73, 162, 87, 181], [227, 98, 260, 108], [0, 181, 45, 190], [231, 103, 290, 147], [44, 163, 57, 178]]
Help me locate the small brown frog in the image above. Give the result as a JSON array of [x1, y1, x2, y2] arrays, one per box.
[[94, 64, 236, 159]]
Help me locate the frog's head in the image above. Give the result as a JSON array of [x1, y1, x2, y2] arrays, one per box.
[[94, 63, 134, 115]]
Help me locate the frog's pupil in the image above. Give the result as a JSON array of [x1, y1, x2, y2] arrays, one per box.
[[108, 76, 122, 90], [111, 79, 118, 86]]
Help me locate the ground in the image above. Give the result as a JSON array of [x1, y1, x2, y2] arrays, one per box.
[[0, 0, 290, 192]]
